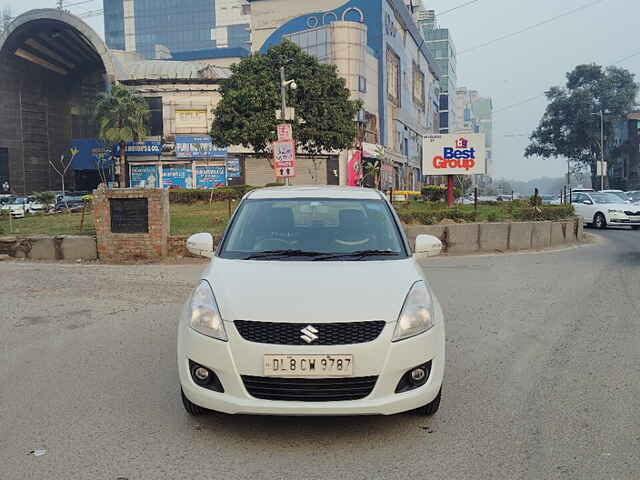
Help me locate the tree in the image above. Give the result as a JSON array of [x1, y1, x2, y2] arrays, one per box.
[[525, 64, 638, 188], [211, 40, 362, 156], [93, 85, 149, 187], [49, 148, 78, 201]]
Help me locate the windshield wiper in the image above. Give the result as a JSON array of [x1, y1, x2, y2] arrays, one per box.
[[313, 250, 401, 261], [244, 250, 326, 260]]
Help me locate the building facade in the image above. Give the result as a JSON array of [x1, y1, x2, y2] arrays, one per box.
[[417, 10, 457, 134], [249, 0, 440, 191], [454, 87, 493, 183], [610, 112, 640, 190], [104, 0, 251, 59]]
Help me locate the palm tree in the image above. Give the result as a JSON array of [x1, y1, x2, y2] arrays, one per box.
[[94, 85, 149, 187]]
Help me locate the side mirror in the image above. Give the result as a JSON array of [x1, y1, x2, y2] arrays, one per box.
[[415, 234, 443, 258], [187, 233, 215, 258], [583, 200, 593, 205]]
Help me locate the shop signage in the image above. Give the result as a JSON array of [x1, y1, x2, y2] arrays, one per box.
[[422, 134, 486, 176], [277, 124, 292, 140], [196, 166, 227, 188], [70, 139, 113, 170], [116, 141, 161, 157], [175, 109, 208, 130], [176, 136, 227, 158]]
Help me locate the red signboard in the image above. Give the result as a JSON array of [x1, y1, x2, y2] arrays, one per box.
[[277, 124, 292, 141]]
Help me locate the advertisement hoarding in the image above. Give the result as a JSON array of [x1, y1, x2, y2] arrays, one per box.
[[162, 165, 193, 189], [225, 158, 241, 178], [422, 134, 486, 176], [70, 139, 113, 170], [130, 164, 159, 188], [195, 166, 227, 188], [175, 136, 227, 159], [175, 109, 208, 130]]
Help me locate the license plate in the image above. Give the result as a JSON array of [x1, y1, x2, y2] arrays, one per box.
[[263, 354, 353, 377]]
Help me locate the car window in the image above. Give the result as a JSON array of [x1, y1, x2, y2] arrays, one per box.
[[590, 193, 622, 204], [572, 193, 586, 203], [220, 198, 407, 260]]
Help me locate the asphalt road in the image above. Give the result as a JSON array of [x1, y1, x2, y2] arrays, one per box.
[[1, 229, 639, 480]]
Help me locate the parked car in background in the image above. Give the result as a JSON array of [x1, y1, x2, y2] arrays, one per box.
[[572, 191, 640, 229], [25, 196, 47, 214], [8, 197, 30, 218], [0, 195, 14, 213], [626, 190, 640, 204], [54, 196, 85, 212]]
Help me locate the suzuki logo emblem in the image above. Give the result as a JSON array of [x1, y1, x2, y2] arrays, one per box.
[[300, 325, 319, 344]]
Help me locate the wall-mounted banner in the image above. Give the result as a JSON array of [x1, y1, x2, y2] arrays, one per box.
[[70, 139, 113, 170], [162, 165, 193, 189], [130, 164, 159, 188], [225, 158, 241, 178], [195, 166, 227, 188], [176, 136, 227, 158], [422, 134, 486, 176], [115, 141, 162, 157]]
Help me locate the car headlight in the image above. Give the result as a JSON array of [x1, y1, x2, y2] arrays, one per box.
[[188, 280, 227, 341], [608, 209, 623, 214], [392, 281, 435, 342]]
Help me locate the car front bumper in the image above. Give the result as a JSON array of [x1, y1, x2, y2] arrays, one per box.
[[178, 315, 445, 416]]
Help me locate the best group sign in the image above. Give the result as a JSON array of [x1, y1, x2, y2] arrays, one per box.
[[423, 134, 486, 176]]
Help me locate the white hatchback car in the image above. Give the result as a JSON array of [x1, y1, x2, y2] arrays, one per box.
[[572, 191, 640, 229], [178, 186, 445, 417]]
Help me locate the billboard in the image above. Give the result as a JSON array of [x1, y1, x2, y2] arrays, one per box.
[[175, 109, 208, 130], [273, 139, 296, 178], [70, 139, 113, 170], [162, 166, 193, 189], [423, 134, 486, 176], [176, 136, 227, 159], [225, 158, 241, 178], [195, 166, 227, 188], [130, 164, 159, 188]]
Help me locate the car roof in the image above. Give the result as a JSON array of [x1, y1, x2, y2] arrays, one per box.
[[247, 185, 385, 200]]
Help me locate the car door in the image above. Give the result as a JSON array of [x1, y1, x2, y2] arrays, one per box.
[[571, 193, 589, 222]]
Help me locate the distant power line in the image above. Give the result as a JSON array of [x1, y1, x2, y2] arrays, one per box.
[[458, 0, 607, 55], [437, 0, 480, 16]]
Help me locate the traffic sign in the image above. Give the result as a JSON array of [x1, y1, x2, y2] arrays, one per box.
[[277, 124, 292, 141], [273, 139, 296, 178]]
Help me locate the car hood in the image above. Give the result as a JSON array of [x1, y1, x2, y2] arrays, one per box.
[[203, 257, 422, 324]]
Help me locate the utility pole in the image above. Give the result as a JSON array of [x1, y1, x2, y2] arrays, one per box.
[[280, 66, 296, 186], [599, 109, 605, 191]]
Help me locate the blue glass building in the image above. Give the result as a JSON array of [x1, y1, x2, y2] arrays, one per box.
[[103, 0, 251, 59]]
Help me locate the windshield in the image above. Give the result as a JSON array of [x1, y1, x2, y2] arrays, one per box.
[[606, 192, 629, 202], [219, 198, 407, 260], [628, 191, 640, 202], [590, 193, 624, 204]]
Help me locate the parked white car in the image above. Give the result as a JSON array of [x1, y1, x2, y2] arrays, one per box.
[[572, 191, 640, 229], [7, 196, 47, 218], [178, 186, 445, 417]]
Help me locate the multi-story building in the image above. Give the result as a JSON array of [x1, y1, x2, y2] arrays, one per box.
[[470, 91, 493, 180], [610, 112, 640, 190], [249, 0, 441, 191], [455, 87, 479, 134], [417, 10, 457, 134], [103, 0, 251, 59]]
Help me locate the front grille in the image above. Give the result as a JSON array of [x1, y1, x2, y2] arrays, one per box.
[[234, 320, 386, 345], [241, 375, 378, 401], [625, 211, 640, 216]]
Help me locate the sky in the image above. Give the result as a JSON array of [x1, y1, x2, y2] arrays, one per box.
[[5, 0, 640, 181]]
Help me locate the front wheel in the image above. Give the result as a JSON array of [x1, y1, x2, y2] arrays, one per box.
[[413, 387, 442, 416], [594, 213, 607, 230]]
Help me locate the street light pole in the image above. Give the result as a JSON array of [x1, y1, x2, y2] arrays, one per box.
[[280, 66, 290, 186], [591, 110, 606, 191]]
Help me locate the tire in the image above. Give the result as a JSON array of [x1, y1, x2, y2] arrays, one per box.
[[594, 213, 607, 230], [413, 387, 442, 416], [181, 388, 209, 416]]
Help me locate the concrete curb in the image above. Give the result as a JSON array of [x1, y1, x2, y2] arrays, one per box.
[[0, 235, 97, 261], [404, 218, 583, 255]]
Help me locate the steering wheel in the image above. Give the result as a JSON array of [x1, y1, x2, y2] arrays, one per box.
[[254, 238, 291, 251]]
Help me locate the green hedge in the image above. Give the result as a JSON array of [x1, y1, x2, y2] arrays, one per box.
[[169, 185, 257, 204]]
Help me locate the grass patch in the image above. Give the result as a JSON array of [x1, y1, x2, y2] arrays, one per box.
[[170, 201, 236, 236], [0, 211, 95, 236]]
